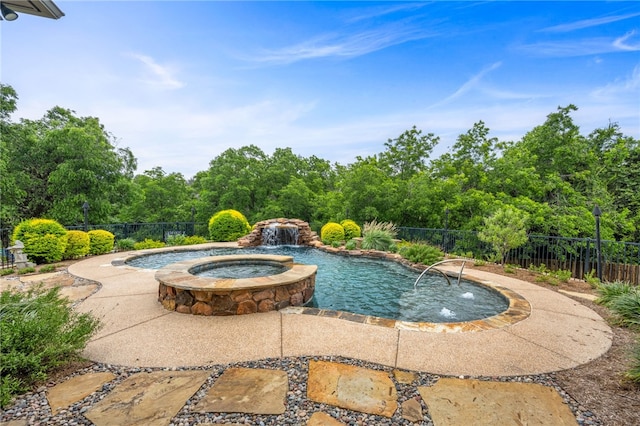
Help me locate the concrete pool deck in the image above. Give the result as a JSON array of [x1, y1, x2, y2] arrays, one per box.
[[68, 243, 612, 377]]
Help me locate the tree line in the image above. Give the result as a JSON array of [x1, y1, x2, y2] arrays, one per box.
[[2, 83, 638, 242]]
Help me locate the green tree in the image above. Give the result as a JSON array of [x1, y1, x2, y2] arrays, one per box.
[[338, 157, 400, 224], [379, 126, 439, 180], [0, 84, 24, 229], [3, 103, 136, 225], [478, 207, 529, 264], [120, 167, 193, 222], [193, 145, 267, 223]]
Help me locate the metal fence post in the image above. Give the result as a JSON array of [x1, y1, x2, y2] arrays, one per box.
[[593, 205, 603, 282]]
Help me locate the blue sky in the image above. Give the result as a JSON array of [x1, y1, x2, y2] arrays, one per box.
[[2, 1, 639, 178]]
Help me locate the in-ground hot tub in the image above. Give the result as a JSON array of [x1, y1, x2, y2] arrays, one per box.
[[155, 254, 317, 315]]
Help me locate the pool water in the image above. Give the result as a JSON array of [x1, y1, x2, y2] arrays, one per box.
[[195, 262, 288, 279], [127, 246, 509, 323]]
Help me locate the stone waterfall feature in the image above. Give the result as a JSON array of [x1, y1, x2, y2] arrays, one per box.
[[261, 223, 300, 246], [237, 218, 319, 247]]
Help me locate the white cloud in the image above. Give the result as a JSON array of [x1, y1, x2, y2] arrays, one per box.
[[251, 21, 438, 65], [431, 62, 503, 106], [540, 12, 640, 33], [613, 30, 640, 51], [591, 65, 640, 99], [128, 53, 185, 90]]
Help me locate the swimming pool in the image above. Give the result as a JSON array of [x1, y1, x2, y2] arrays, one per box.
[[127, 246, 509, 323]]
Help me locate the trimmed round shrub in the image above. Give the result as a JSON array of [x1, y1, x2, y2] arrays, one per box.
[[320, 222, 345, 245], [340, 219, 361, 240], [208, 209, 252, 242], [88, 230, 115, 255], [64, 230, 90, 259], [11, 219, 68, 264]]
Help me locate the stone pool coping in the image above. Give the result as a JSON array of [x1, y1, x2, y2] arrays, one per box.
[[281, 283, 530, 333], [155, 254, 317, 291], [68, 242, 613, 376]]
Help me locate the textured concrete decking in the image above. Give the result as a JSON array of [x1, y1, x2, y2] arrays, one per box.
[[69, 244, 612, 376]]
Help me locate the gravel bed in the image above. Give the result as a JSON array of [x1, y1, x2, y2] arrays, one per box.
[[0, 356, 601, 426]]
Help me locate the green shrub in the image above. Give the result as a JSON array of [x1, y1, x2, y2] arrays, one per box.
[[626, 339, 640, 383], [38, 265, 56, 273], [87, 230, 115, 255], [320, 222, 345, 245], [208, 210, 251, 242], [595, 281, 636, 306], [552, 269, 572, 283], [183, 235, 207, 245], [504, 264, 517, 274], [398, 243, 444, 265], [0, 287, 100, 407], [477, 207, 528, 265], [165, 234, 208, 246], [361, 229, 394, 251], [0, 269, 14, 276], [116, 238, 136, 251], [64, 230, 90, 259], [608, 291, 640, 329], [388, 243, 398, 253], [165, 234, 187, 246], [473, 258, 486, 266], [331, 240, 342, 248], [528, 264, 548, 274], [133, 239, 166, 250], [11, 219, 68, 264], [584, 270, 600, 288], [340, 220, 361, 240], [344, 239, 357, 250], [17, 267, 35, 275], [535, 274, 550, 283]]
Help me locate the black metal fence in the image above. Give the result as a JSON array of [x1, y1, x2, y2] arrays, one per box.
[[3, 222, 639, 285], [0, 222, 208, 270], [65, 222, 208, 242], [398, 227, 640, 285]]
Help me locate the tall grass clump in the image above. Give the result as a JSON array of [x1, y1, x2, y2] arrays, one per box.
[[608, 291, 640, 329], [0, 287, 100, 407], [595, 281, 640, 384], [627, 339, 640, 383], [595, 281, 636, 306], [361, 221, 397, 251]]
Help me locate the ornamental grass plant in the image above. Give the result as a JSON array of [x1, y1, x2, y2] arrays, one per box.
[[361, 220, 397, 251], [595, 282, 640, 384]]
